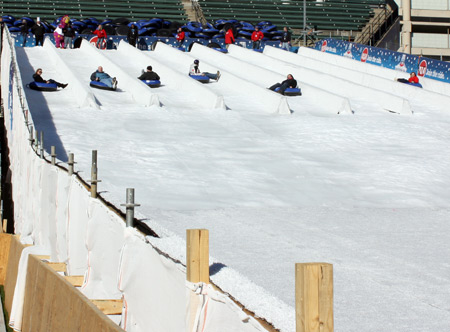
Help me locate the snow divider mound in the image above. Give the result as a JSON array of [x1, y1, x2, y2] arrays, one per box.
[[283, 48, 450, 113], [146, 42, 226, 110], [298, 46, 450, 98], [256, 46, 411, 115], [195, 43, 351, 115], [44, 37, 99, 109], [189, 43, 291, 114], [80, 40, 160, 107]]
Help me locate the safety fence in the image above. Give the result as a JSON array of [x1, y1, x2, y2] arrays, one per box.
[[0, 26, 276, 332]]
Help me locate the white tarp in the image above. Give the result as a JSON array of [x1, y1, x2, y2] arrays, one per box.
[[1, 27, 268, 332]]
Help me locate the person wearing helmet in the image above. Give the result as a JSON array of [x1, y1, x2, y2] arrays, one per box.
[[189, 59, 221, 81]]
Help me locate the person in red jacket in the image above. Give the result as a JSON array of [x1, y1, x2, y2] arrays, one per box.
[[176, 27, 185, 47], [225, 28, 235, 49], [251, 26, 264, 50], [397, 72, 419, 84], [93, 25, 107, 49]]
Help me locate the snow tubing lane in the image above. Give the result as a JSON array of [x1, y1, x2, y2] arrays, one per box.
[[27, 81, 58, 91], [189, 75, 210, 83], [275, 87, 302, 96], [90, 81, 116, 91], [141, 79, 161, 88]]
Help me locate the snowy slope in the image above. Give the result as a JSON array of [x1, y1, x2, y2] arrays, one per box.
[[17, 40, 450, 332]]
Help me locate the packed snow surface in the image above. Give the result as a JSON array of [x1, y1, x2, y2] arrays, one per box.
[[16, 42, 450, 332]]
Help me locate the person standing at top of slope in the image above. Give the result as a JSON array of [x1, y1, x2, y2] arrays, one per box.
[[176, 27, 185, 47], [251, 26, 264, 50], [93, 25, 107, 49], [33, 68, 68, 88], [138, 66, 160, 81], [397, 72, 419, 84], [268, 74, 297, 95], [31, 18, 46, 46], [279, 27, 291, 51], [225, 27, 235, 49], [189, 59, 221, 81], [91, 66, 117, 89], [20, 19, 28, 47], [127, 24, 139, 47]]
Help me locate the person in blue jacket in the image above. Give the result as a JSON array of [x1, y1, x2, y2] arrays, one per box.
[[90, 66, 117, 88]]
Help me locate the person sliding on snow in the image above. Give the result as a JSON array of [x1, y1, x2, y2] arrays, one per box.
[[91, 66, 117, 89], [268, 74, 297, 95], [138, 66, 160, 81], [397, 72, 419, 84], [33, 68, 68, 88], [189, 59, 221, 81]]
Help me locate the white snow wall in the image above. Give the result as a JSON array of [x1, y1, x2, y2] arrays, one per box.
[[0, 28, 268, 332]]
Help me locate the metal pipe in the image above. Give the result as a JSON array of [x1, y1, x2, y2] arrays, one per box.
[[121, 188, 141, 227], [68, 153, 74, 176]]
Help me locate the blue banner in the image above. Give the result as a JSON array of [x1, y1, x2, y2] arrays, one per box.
[[314, 39, 450, 84]]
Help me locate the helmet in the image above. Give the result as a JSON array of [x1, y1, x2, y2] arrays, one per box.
[[194, 59, 199, 64]]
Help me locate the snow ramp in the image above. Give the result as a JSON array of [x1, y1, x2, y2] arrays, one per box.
[[228, 45, 411, 115], [269, 46, 450, 113], [298, 46, 450, 98], [80, 39, 160, 107], [43, 38, 99, 109], [117, 41, 225, 110]]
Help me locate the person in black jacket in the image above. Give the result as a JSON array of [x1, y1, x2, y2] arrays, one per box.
[[31, 18, 46, 46], [280, 27, 292, 51], [33, 68, 68, 88], [63, 22, 76, 49], [138, 66, 160, 81], [127, 24, 139, 47], [268, 74, 297, 95], [20, 19, 28, 47]]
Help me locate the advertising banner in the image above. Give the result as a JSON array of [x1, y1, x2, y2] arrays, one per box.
[[315, 39, 450, 84]]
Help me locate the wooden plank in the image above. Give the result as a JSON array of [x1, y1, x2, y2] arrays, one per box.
[[34, 255, 50, 261], [1, 219, 6, 233], [186, 229, 209, 283], [91, 300, 123, 315], [65, 276, 85, 287], [0, 233, 12, 285], [4, 235, 27, 314], [295, 263, 333, 332], [22, 255, 124, 331], [46, 262, 67, 273]]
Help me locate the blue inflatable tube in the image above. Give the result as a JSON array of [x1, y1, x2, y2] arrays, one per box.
[[189, 75, 210, 83], [407, 82, 423, 88], [187, 22, 202, 33], [141, 79, 161, 88], [275, 87, 302, 96], [27, 81, 58, 91], [90, 81, 116, 91]]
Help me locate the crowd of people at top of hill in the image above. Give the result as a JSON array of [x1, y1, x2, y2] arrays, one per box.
[[16, 16, 294, 53]]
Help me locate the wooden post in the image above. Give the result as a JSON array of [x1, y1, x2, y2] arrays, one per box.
[[295, 263, 333, 332], [186, 229, 209, 283]]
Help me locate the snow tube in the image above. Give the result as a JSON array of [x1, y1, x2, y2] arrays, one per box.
[[9, 27, 20, 33], [406, 82, 423, 88], [189, 75, 210, 83], [27, 81, 58, 91], [186, 21, 202, 33], [141, 79, 161, 88], [90, 81, 116, 91], [238, 31, 252, 39], [275, 87, 302, 96], [195, 33, 210, 39], [240, 21, 254, 31]]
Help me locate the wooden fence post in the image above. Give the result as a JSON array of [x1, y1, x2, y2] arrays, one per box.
[[295, 263, 333, 332], [186, 229, 209, 283]]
